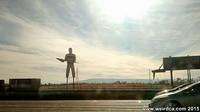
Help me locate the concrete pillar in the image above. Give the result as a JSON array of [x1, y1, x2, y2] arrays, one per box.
[[170, 70, 174, 87], [187, 69, 192, 83]]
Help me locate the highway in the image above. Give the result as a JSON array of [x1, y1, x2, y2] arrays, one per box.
[[0, 100, 151, 112]]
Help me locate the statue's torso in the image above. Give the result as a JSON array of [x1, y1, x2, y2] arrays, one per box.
[[65, 54, 75, 63]]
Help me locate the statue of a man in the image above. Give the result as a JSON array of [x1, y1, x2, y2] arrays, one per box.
[[56, 48, 76, 88], [65, 48, 76, 79]]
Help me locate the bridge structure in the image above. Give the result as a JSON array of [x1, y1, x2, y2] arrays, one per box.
[[152, 55, 200, 87]]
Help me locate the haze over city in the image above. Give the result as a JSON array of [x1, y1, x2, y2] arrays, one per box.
[[0, 0, 200, 83]]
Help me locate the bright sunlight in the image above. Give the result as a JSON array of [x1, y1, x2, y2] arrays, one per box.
[[96, 0, 160, 21]]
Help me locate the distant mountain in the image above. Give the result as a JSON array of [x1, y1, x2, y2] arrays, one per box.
[[79, 78, 161, 83]]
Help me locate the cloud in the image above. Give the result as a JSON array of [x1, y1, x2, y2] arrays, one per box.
[[0, 0, 200, 83]]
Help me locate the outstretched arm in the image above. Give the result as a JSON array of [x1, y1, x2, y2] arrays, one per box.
[[56, 58, 65, 62]]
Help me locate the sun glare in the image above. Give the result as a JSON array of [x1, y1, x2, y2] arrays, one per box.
[[96, 0, 158, 21]]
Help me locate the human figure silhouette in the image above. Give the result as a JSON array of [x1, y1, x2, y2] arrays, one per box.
[[65, 48, 76, 88]]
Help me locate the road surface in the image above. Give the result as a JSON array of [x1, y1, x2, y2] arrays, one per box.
[[0, 100, 151, 112]]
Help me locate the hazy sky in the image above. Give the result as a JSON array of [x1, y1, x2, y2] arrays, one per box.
[[0, 0, 200, 83]]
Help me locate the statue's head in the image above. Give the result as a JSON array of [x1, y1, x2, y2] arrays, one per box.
[[68, 48, 72, 54]]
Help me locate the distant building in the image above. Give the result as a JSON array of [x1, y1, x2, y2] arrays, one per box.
[[0, 80, 4, 92], [9, 78, 41, 92]]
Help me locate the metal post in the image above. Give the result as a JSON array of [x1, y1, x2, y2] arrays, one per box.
[[187, 69, 189, 82], [149, 69, 151, 83], [170, 70, 174, 87], [153, 72, 155, 80], [73, 77, 75, 89], [66, 77, 68, 89], [76, 66, 79, 89]]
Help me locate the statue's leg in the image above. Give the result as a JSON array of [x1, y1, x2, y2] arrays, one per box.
[[71, 63, 75, 88], [66, 64, 70, 89]]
